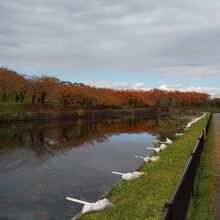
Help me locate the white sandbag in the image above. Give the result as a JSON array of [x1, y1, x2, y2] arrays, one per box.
[[44, 138, 57, 146], [122, 171, 144, 180], [134, 155, 151, 163], [186, 113, 207, 128], [160, 144, 167, 150], [112, 171, 144, 180], [66, 197, 113, 214], [134, 155, 159, 163], [143, 157, 151, 163], [166, 138, 173, 144], [147, 147, 161, 153], [82, 198, 113, 214], [154, 138, 173, 145], [150, 156, 159, 162], [175, 133, 182, 137], [48, 139, 57, 146]]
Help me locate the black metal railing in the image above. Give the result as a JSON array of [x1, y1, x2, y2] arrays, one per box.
[[161, 113, 212, 220]]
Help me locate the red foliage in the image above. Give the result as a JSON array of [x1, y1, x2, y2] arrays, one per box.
[[0, 67, 212, 108]]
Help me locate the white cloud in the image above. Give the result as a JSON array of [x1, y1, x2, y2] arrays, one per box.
[[92, 80, 110, 88], [131, 82, 151, 91], [1, 0, 220, 78], [92, 80, 220, 97], [114, 82, 129, 89], [109, 82, 152, 90], [158, 84, 220, 98], [1, 0, 220, 98]]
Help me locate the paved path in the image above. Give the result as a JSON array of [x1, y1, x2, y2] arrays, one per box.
[[214, 113, 220, 220]]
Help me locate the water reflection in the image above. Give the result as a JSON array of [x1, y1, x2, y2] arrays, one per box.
[[0, 118, 159, 220]]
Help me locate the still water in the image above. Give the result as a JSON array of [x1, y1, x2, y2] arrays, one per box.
[[0, 118, 159, 220]]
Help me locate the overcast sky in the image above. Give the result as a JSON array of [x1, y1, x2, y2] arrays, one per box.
[[0, 0, 220, 96]]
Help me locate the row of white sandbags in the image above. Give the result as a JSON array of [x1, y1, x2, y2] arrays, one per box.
[[186, 112, 207, 129], [66, 170, 146, 215], [66, 114, 207, 216], [111, 139, 173, 180], [67, 138, 175, 215], [66, 144, 164, 215]]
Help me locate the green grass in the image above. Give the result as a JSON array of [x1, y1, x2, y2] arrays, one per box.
[[0, 94, 29, 113], [197, 106, 220, 113], [1, 94, 36, 104], [0, 96, 58, 113], [0, 102, 22, 113], [187, 118, 215, 220], [76, 114, 211, 220]]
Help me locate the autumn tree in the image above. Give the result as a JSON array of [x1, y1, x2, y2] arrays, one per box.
[[212, 98, 220, 107], [0, 67, 214, 109], [14, 74, 29, 103], [0, 67, 28, 102], [30, 75, 59, 104]]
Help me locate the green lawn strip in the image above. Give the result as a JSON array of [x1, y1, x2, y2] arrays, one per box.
[[77, 114, 210, 220], [0, 103, 22, 113], [197, 107, 220, 113], [187, 118, 214, 220]]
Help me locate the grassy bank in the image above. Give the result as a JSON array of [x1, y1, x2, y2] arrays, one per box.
[[0, 103, 22, 113], [187, 118, 215, 220], [76, 114, 210, 220], [1, 100, 220, 114], [196, 106, 220, 113]]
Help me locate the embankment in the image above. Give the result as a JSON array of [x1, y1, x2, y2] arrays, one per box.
[[76, 114, 210, 220], [0, 108, 169, 122]]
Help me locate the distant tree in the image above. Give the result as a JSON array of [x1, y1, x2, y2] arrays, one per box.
[[170, 98, 178, 108], [212, 98, 220, 107], [0, 66, 214, 109], [0, 67, 28, 102], [30, 75, 59, 104], [159, 98, 171, 107]]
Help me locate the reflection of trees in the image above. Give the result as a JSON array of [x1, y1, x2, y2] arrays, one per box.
[[38, 129, 44, 144], [0, 124, 25, 148], [60, 127, 68, 141], [0, 118, 159, 155]]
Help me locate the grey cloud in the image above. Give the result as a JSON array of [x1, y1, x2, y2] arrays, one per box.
[[0, 0, 220, 75]]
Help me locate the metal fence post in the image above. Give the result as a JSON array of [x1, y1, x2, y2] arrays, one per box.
[[165, 202, 173, 219], [203, 128, 206, 141]]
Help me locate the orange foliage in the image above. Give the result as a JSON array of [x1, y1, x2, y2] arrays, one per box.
[[0, 67, 212, 108]]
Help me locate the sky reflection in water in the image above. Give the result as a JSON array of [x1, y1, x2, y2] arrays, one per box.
[[0, 118, 158, 220]]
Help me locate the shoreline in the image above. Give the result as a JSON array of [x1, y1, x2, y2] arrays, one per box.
[[0, 107, 202, 123], [0, 108, 167, 122], [75, 114, 209, 220]]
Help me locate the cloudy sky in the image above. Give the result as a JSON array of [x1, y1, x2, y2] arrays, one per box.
[[0, 0, 220, 97]]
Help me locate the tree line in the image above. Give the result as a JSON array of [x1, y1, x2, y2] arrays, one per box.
[[0, 67, 219, 108]]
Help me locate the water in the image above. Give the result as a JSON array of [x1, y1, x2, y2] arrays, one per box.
[[0, 118, 159, 220]]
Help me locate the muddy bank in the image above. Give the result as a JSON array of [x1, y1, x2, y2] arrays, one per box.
[[0, 107, 197, 122], [0, 108, 165, 122]]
